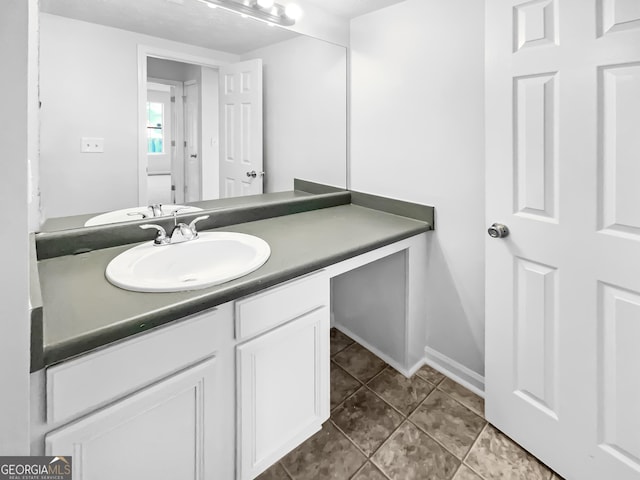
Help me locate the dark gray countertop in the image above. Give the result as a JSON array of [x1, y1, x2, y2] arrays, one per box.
[[35, 203, 433, 370]]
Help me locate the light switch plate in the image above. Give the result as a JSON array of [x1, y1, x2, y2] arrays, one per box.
[[81, 137, 104, 153]]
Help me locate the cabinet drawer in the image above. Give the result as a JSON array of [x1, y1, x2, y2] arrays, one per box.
[[235, 271, 329, 341], [46, 308, 222, 425]]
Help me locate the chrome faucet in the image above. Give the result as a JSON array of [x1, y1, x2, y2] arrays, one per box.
[[140, 214, 210, 246], [148, 204, 164, 217]]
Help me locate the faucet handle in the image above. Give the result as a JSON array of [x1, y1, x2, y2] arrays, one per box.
[[189, 216, 210, 235], [140, 224, 169, 245]]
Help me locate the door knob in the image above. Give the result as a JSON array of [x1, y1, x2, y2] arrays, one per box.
[[246, 170, 265, 178], [190, 154, 198, 158], [488, 223, 509, 238]]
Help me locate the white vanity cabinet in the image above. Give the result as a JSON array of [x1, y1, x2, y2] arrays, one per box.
[[34, 303, 236, 480], [45, 358, 216, 480], [235, 272, 330, 480], [34, 271, 332, 480]]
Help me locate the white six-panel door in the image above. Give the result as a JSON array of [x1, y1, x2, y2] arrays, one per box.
[[219, 59, 263, 198], [485, 1, 640, 479]]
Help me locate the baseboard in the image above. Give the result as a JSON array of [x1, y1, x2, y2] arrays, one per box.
[[424, 347, 485, 398], [333, 324, 422, 378], [332, 324, 486, 395]]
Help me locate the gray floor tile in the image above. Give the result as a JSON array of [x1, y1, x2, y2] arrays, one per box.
[[256, 462, 291, 480], [438, 378, 485, 418], [368, 367, 434, 415], [330, 328, 354, 357], [410, 390, 486, 459], [330, 361, 361, 410], [333, 343, 387, 383], [372, 421, 460, 480], [280, 422, 366, 480], [415, 364, 446, 385], [465, 425, 552, 480], [332, 387, 404, 456], [453, 465, 483, 480], [352, 462, 388, 480], [281, 340, 556, 480]]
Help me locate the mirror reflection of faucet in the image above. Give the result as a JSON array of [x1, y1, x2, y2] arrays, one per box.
[[148, 204, 164, 217], [125, 204, 166, 221]]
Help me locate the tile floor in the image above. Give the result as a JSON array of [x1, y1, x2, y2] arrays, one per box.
[[258, 329, 564, 480]]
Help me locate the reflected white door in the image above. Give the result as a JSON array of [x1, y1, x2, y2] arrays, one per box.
[[486, 1, 640, 480], [219, 59, 263, 198], [184, 81, 201, 202]]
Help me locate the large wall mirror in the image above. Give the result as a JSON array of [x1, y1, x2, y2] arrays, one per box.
[[38, 0, 347, 230]]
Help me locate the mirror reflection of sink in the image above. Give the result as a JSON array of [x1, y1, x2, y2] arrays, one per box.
[[105, 232, 271, 293], [84, 205, 203, 227]]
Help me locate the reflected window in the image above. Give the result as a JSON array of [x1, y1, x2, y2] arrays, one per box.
[[147, 101, 164, 154]]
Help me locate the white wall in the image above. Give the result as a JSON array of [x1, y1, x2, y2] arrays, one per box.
[[350, 0, 486, 376], [242, 36, 347, 192], [39, 14, 238, 220], [200, 66, 220, 200], [28, 0, 40, 233], [0, 0, 34, 454]]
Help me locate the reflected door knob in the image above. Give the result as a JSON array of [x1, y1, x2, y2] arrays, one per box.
[[488, 223, 509, 238], [246, 170, 265, 178]]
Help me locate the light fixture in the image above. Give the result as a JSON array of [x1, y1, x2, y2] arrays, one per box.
[[199, 0, 301, 26], [284, 3, 302, 20]]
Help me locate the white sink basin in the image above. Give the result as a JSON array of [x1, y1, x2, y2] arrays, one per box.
[[85, 205, 203, 227], [106, 232, 271, 292]]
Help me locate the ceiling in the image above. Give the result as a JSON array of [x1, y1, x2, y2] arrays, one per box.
[[39, 0, 407, 54], [39, 0, 300, 54], [301, 0, 406, 19]]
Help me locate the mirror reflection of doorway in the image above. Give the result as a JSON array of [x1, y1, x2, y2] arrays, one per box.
[[145, 57, 211, 205], [146, 82, 175, 204], [141, 53, 264, 206]]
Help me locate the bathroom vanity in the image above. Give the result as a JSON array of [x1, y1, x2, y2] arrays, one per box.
[[29, 188, 434, 479]]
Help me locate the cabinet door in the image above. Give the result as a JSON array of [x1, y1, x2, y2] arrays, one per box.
[[45, 358, 216, 480], [237, 307, 329, 480]]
